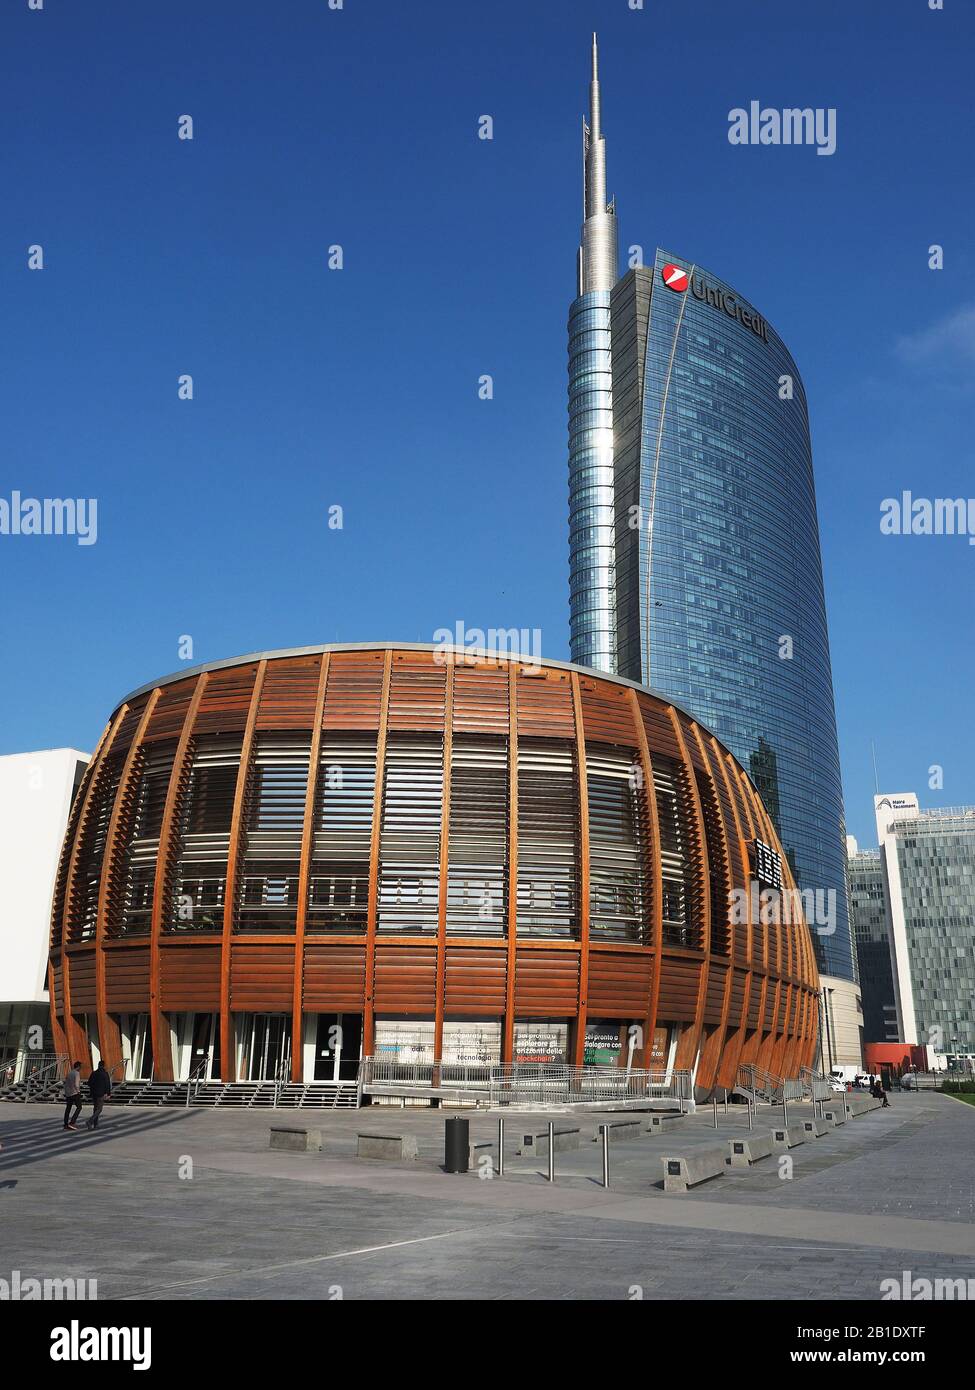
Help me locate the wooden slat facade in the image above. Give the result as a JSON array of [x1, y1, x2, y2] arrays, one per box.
[[48, 645, 820, 1088]]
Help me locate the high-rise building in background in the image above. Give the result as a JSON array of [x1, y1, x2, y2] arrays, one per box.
[[565, 38, 860, 1063], [846, 835, 898, 1045], [567, 34, 618, 673], [873, 794, 975, 1058]]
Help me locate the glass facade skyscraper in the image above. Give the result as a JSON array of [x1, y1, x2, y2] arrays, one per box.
[[847, 842, 897, 1043], [567, 35, 618, 673], [610, 252, 854, 985], [564, 41, 856, 1023]]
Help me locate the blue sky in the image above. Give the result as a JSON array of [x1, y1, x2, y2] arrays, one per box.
[[1, 0, 971, 848]]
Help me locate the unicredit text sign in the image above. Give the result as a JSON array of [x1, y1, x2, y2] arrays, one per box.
[[660, 263, 769, 345]]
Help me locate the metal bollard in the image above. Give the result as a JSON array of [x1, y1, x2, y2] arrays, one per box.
[[497, 1116, 504, 1177], [724, 1089, 729, 1116], [547, 1121, 555, 1182], [712, 1095, 718, 1128], [747, 1096, 753, 1131], [601, 1125, 610, 1188], [782, 1095, 789, 1127], [444, 1117, 469, 1174]]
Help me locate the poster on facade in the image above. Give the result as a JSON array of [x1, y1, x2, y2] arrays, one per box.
[[374, 1019, 435, 1064], [649, 1025, 671, 1069], [584, 1022, 623, 1066], [440, 1022, 501, 1066], [513, 1021, 568, 1065]]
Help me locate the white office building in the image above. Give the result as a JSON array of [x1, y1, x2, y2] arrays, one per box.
[[873, 793, 975, 1064]]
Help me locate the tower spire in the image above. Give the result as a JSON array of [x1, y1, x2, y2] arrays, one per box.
[[589, 32, 601, 143], [578, 32, 617, 295]]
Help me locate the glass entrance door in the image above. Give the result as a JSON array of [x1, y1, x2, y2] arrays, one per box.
[[119, 1014, 154, 1079], [313, 1013, 362, 1081], [189, 1013, 220, 1081], [245, 1015, 292, 1081]]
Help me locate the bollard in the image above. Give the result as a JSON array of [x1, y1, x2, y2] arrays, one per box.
[[444, 1117, 469, 1174], [602, 1124, 610, 1188], [712, 1095, 718, 1128], [782, 1095, 789, 1127], [497, 1116, 504, 1177], [747, 1096, 753, 1131], [547, 1121, 555, 1182], [724, 1089, 729, 1116]]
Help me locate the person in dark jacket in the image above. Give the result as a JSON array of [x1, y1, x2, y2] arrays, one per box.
[[871, 1077, 889, 1108], [86, 1061, 112, 1130], [62, 1061, 83, 1131]]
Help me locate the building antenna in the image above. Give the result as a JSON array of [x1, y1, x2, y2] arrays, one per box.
[[577, 32, 617, 296], [871, 739, 880, 794]]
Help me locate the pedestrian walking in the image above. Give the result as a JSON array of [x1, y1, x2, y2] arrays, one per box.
[[86, 1061, 112, 1130], [62, 1061, 83, 1131]]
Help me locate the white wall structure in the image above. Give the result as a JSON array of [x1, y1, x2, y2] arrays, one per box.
[[818, 974, 864, 1070], [0, 749, 89, 1071]]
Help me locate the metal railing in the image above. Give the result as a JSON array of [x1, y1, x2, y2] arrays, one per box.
[[272, 1059, 292, 1109], [183, 1057, 210, 1107], [737, 1064, 803, 1106], [359, 1058, 694, 1108], [20, 1055, 69, 1102], [799, 1066, 833, 1102]]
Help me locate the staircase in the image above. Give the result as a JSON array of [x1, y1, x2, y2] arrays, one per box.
[[0, 1055, 68, 1104], [734, 1064, 802, 1106], [6, 1068, 359, 1109]]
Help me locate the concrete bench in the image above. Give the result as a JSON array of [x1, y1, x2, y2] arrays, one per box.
[[356, 1132, 419, 1161], [801, 1117, 828, 1138], [468, 1139, 495, 1166], [846, 1093, 882, 1116], [646, 1114, 688, 1134], [822, 1106, 846, 1127], [516, 1127, 580, 1157], [592, 1120, 642, 1144], [661, 1145, 727, 1192], [727, 1133, 773, 1168], [770, 1124, 806, 1150], [269, 1125, 322, 1153]]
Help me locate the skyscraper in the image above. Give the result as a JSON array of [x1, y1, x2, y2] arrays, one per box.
[[847, 836, 898, 1045], [873, 794, 975, 1056], [565, 40, 860, 1063], [567, 34, 618, 673]]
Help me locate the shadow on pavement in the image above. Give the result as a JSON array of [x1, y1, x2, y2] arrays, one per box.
[[0, 1106, 205, 1172]]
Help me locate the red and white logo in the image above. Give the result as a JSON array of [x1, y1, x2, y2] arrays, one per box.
[[661, 264, 689, 292]]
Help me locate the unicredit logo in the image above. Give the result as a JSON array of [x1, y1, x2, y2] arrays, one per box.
[[661, 264, 689, 292]]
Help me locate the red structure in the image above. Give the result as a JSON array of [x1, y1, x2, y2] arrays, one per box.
[[864, 1043, 927, 1080]]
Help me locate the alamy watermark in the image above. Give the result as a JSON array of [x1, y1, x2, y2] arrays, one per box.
[[0, 492, 97, 545], [50, 1320, 151, 1370], [728, 102, 836, 156], [880, 492, 975, 545], [882, 1270, 975, 1301], [730, 881, 837, 936], [0, 1269, 97, 1300], [432, 622, 543, 674]]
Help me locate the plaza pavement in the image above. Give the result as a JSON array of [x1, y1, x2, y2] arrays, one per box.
[[1, 1088, 972, 1300]]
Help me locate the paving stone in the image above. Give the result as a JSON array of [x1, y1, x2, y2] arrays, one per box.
[[1, 1091, 971, 1299]]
